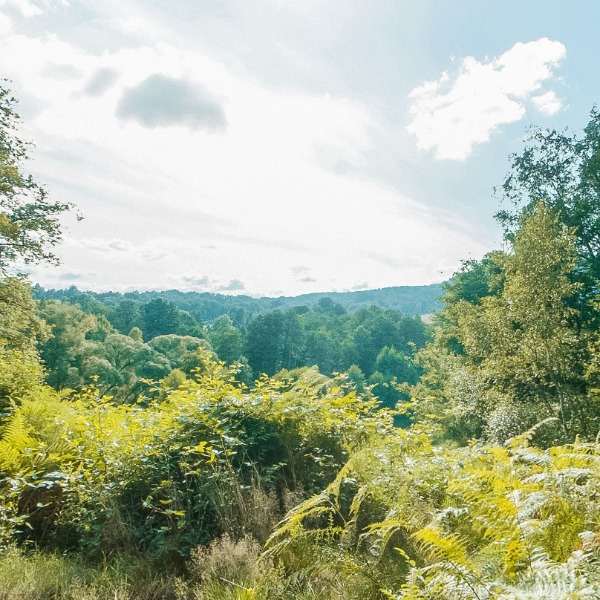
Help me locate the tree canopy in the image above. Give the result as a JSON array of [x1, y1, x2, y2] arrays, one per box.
[[497, 107, 600, 282]]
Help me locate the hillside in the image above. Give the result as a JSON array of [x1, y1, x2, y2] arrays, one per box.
[[33, 282, 444, 320]]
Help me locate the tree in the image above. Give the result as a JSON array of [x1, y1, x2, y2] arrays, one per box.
[[342, 307, 427, 375], [245, 310, 304, 376], [207, 315, 244, 364], [346, 364, 367, 394], [0, 84, 72, 414], [142, 298, 180, 340], [497, 107, 600, 283], [176, 309, 204, 338], [416, 203, 598, 443], [315, 297, 346, 316], [128, 326, 143, 342], [37, 301, 172, 400], [0, 277, 47, 415], [441, 253, 504, 309], [374, 345, 419, 385], [37, 301, 101, 389], [0, 83, 73, 274], [148, 334, 209, 373], [466, 204, 594, 439], [368, 346, 420, 410], [0, 276, 48, 352], [109, 299, 142, 333], [303, 327, 337, 375], [436, 252, 505, 356]]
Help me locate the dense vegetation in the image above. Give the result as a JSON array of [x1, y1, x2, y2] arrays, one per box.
[[2, 85, 600, 599], [33, 283, 443, 323], [26, 295, 428, 408]]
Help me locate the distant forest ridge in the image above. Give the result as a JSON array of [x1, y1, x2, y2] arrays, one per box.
[[33, 282, 445, 319]]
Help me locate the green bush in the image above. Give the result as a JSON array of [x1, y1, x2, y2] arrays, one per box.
[[0, 350, 391, 560]]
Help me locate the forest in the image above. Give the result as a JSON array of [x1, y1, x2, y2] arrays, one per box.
[[2, 82, 600, 600], [32, 283, 443, 321]]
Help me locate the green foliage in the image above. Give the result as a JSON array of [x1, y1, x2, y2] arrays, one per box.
[[142, 298, 181, 340], [342, 308, 428, 376], [0, 277, 49, 351], [369, 346, 420, 412], [208, 315, 245, 365], [0, 83, 72, 274], [111, 299, 142, 334], [148, 334, 210, 373], [0, 347, 45, 419], [34, 284, 443, 322], [0, 83, 68, 432], [33, 290, 431, 384], [245, 310, 305, 376], [409, 203, 600, 444], [36, 301, 180, 401], [128, 326, 143, 342], [0, 278, 47, 418], [266, 425, 600, 599], [0, 350, 391, 561], [497, 107, 600, 283]]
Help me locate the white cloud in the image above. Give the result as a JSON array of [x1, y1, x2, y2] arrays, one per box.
[[83, 68, 119, 97], [3, 11, 492, 296], [77, 238, 132, 252], [0, 11, 11, 34], [407, 38, 566, 160], [531, 90, 563, 116], [0, 0, 42, 18], [182, 275, 210, 288], [217, 279, 245, 291]]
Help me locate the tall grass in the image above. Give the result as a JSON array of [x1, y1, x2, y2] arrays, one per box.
[[0, 547, 180, 600], [0, 538, 340, 600]]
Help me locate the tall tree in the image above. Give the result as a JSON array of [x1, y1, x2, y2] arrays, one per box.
[[369, 345, 420, 410], [497, 107, 600, 284], [207, 315, 244, 364], [0, 277, 47, 415], [109, 299, 142, 333], [342, 307, 427, 375], [0, 83, 72, 414], [38, 301, 100, 389], [0, 84, 72, 273], [464, 204, 594, 439], [245, 310, 304, 376], [142, 298, 180, 340], [415, 203, 598, 444]]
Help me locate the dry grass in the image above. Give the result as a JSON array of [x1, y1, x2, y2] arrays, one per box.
[[0, 547, 179, 600]]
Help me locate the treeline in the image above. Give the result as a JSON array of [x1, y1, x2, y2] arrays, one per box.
[[33, 282, 443, 323], [33, 295, 428, 407]]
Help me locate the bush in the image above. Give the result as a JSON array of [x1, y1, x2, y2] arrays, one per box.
[[0, 351, 391, 560]]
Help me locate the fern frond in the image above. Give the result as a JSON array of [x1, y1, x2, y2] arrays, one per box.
[[265, 492, 336, 551], [505, 418, 559, 450], [413, 525, 474, 570], [495, 554, 600, 599]]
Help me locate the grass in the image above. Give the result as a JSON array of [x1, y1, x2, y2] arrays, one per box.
[[0, 538, 345, 600], [0, 546, 180, 600]]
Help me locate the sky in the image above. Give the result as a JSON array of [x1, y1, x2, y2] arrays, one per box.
[[1, 0, 599, 297]]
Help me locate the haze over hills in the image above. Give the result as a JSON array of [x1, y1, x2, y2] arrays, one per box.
[[259, 283, 444, 314], [34, 282, 444, 320]]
